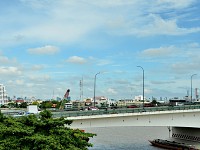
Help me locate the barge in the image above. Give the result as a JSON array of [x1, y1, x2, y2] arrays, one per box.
[[149, 139, 199, 150]]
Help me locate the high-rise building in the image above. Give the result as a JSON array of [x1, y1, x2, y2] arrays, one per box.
[[0, 84, 8, 106]]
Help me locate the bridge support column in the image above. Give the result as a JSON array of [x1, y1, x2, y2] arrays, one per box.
[[172, 127, 200, 142]]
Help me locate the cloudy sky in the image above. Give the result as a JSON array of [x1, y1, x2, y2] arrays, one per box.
[[0, 0, 200, 100]]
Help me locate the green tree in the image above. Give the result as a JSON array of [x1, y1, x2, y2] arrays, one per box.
[[40, 101, 53, 109], [8, 102, 15, 108], [0, 105, 7, 108], [0, 110, 96, 150], [15, 102, 19, 108], [19, 102, 28, 108], [151, 100, 157, 104], [51, 100, 61, 109], [32, 101, 39, 105]]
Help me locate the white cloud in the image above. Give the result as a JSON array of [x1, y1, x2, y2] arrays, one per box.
[[0, 0, 199, 46], [97, 59, 113, 66], [29, 74, 51, 82], [116, 79, 130, 85], [16, 79, 24, 85], [130, 14, 200, 37], [27, 45, 59, 55], [155, 0, 196, 9], [26, 83, 35, 88], [20, 0, 51, 9], [0, 67, 22, 75], [171, 62, 199, 74], [0, 55, 17, 64], [167, 43, 200, 74], [31, 65, 45, 71], [104, 1, 200, 37], [0, 56, 9, 63], [14, 1, 102, 43], [107, 88, 117, 94], [144, 89, 153, 94], [66, 56, 87, 64], [141, 46, 178, 58]]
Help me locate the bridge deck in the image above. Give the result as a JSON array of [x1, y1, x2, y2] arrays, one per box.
[[52, 105, 200, 118]]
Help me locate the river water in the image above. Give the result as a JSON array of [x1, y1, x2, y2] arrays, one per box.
[[85, 126, 170, 150]]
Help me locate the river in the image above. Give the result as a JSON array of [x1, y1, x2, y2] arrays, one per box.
[[85, 126, 170, 150]]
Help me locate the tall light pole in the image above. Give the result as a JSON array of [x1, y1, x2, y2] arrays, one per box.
[[137, 66, 144, 109], [79, 76, 83, 101], [191, 74, 197, 102], [94, 72, 100, 107]]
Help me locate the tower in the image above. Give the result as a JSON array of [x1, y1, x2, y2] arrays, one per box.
[[0, 84, 8, 105]]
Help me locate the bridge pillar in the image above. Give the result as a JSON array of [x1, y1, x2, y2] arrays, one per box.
[[172, 127, 200, 142]]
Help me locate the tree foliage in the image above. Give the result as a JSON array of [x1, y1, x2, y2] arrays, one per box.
[[19, 102, 28, 108], [39, 101, 62, 109], [0, 110, 96, 150]]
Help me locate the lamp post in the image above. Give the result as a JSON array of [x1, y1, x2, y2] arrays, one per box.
[[191, 74, 197, 102], [137, 66, 144, 109], [94, 72, 100, 107]]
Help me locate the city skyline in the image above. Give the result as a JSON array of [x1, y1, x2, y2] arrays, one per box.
[[0, 0, 200, 100]]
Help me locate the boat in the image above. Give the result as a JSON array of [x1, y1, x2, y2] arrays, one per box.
[[149, 139, 199, 150]]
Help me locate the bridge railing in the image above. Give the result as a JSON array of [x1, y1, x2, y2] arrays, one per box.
[[51, 105, 200, 118]]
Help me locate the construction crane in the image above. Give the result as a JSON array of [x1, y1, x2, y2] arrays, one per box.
[[59, 89, 70, 110]]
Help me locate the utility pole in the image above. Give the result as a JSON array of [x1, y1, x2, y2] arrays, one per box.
[[191, 74, 197, 102], [137, 66, 145, 109], [94, 72, 100, 107]]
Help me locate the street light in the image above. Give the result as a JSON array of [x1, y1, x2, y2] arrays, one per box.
[[94, 72, 100, 107], [191, 74, 197, 102], [137, 66, 144, 109]]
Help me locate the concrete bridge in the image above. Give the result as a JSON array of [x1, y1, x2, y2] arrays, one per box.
[[58, 106, 200, 143], [50, 105, 200, 128], [68, 109, 200, 128]]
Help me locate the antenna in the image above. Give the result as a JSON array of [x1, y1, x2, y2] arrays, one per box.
[[80, 76, 83, 101], [52, 89, 54, 100], [82, 76, 83, 100], [80, 80, 82, 101]]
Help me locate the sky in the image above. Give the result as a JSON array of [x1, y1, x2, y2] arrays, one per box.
[[0, 0, 200, 101]]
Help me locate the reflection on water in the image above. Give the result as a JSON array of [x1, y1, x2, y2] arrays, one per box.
[[85, 126, 169, 150]]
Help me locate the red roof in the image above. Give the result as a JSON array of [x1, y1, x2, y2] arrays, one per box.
[[15, 100, 24, 103]]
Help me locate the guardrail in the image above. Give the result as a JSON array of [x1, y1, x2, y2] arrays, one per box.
[[51, 105, 200, 118]]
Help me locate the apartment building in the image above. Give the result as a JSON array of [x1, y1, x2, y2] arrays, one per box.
[[0, 84, 8, 106]]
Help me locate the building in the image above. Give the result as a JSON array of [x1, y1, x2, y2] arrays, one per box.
[[0, 84, 8, 106], [135, 95, 146, 101], [92, 96, 109, 107], [117, 99, 136, 107], [117, 98, 151, 107], [64, 102, 73, 110], [169, 97, 188, 106]]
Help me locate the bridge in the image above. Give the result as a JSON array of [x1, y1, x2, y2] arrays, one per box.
[[52, 105, 200, 143], [67, 109, 200, 128], [51, 105, 200, 128]]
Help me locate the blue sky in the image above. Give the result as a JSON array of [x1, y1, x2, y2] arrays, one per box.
[[0, 0, 200, 100]]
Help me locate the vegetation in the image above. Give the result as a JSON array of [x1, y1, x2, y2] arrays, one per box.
[[0, 110, 96, 150], [2, 102, 28, 108], [40, 101, 57, 109], [2, 99, 72, 110], [40, 100, 71, 109], [151, 100, 157, 105], [151, 100, 162, 106]]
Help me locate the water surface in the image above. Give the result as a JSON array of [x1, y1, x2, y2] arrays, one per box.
[[86, 126, 169, 150]]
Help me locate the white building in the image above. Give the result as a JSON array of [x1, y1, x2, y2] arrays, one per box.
[[64, 102, 73, 110], [135, 95, 146, 101], [92, 96, 110, 107], [0, 84, 8, 106]]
